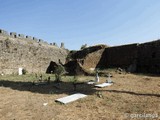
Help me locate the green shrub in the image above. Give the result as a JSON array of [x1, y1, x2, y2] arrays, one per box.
[[22, 69, 27, 75], [55, 65, 65, 82]]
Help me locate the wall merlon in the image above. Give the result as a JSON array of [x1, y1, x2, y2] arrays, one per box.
[[33, 37, 38, 42], [38, 39, 43, 43], [53, 42, 58, 47], [0, 29, 2, 33], [18, 34, 25, 38], [60, 42, 65, 48], [0, 28, 52, 46], [26, 36, 33, 40], [10, 32, 17, 38]]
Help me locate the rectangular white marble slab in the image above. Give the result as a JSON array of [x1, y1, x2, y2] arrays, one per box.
[[95, 83, 113, 88], [55, 93, 87, 104]]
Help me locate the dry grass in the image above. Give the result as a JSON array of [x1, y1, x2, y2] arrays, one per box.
[[0, 72, 160, 120]]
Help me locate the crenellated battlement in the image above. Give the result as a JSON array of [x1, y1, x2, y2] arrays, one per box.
[[0, 28, 65, 48]]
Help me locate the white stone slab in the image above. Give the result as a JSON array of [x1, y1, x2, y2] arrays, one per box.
[[87, 81, 95, 84], [18, 68, 23, 75], [55, 93, 87, 104], [95, 83, 113, 88]]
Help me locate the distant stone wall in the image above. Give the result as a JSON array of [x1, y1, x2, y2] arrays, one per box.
[[137, 40, 160, 74], [0, 29, 68, 75]]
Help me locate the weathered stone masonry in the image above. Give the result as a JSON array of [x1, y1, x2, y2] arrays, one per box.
[[66, 40, 160, 74], [97, 43, 138, 69], [137, 40, 160, 74], [97, 40, 160, 74], [0, 29, 68, 74], [1, 28, 160, 75]]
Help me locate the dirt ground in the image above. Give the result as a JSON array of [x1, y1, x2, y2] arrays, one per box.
[[0, 72, 160, 120]]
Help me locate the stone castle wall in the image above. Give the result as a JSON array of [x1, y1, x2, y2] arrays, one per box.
[[97, 40, 160, 74], [1, 28, 160, 75], [0, 29, 63, 48], [137, 40, 160, 74], [0, 29, 67, 75], [67, 40, 160, 74], [104, 43, 138, 68]]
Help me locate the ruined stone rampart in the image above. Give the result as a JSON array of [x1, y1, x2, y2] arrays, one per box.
[[97, 40, 160, 74], [70, 45, 107, 59], [67, 41, 160, 74], [1, 28, 160, 75], [67, 45, 107, 70], [0, 29, 67, 74]]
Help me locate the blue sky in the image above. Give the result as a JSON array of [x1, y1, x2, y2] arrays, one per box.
[[0, 0, 160, 50]]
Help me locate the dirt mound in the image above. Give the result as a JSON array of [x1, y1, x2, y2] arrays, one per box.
[[65, 44, 108, 75]]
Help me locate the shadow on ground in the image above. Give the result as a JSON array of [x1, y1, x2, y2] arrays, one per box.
[[104, 90, 160, 98], [0, 80, 160, 97], [0, 80, 97, 95]]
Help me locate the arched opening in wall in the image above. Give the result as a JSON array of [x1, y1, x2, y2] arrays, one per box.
[[46, 61, 58, 73]]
